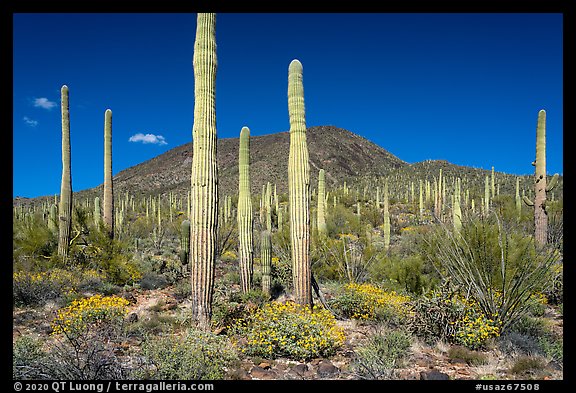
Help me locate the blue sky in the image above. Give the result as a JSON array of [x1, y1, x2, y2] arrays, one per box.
[[13, 13, 563, 198]]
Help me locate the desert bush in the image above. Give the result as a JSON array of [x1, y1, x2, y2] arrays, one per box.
[[352, 327, 412, 379], [408, 283, 500, 349], [423, 214, 559, 333], [13, 212, 57, 262], [448, 345, 489, 366], [370, 253, 436, 295], [48, 294, 130, 379], [13, 335, 49, 379], [139, 272, 169, 290], [509, 356, 547, 376], [233, 301, 345, 361], [329, 282, 411, 324], [134, 328, 239, 379]]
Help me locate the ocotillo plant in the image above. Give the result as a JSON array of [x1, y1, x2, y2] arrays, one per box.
[[190, 12, 218, 329], [237, 126, 253, 293], [317, 169, 327, 236], [287, 59, 312, 308], [57, 85, 72, 259], [522, 110, 559, 246], [103, 109, 114, 238], [180, 219, 190, 265]]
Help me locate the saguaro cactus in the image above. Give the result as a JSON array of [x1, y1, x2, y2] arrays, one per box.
[[103, 109, 114, 238], [261, 230, 272, 296], [237, 126, 253, 293], [180, 219, 190, 265], [515, 177, 522, 221], [190, 12, 218, 329], [48, 204, 58, 234], [288, 59, 312, 308], [57, 85, 73, 259], [383, 180, 391, 251], [94, 196, 101, 228], [317, 169, 327, 235], [453, 178, 462, 233], [522, 110, 559, 246]]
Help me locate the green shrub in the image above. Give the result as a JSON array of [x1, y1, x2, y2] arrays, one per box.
[[510, 356, 547, 375], [13, 335, 48, 379], [233, 301, 345, 361], [352, 328, 412, 379], [448, 345, 489, 366], [134, 328, 239, 379], [139, 272, 169, 290]]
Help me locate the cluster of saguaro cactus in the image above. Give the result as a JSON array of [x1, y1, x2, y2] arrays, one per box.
[[57, 85, 72, 259], [103, 109, 114, 238], [190, 12, 218, 329], [522, 110, 559, 246], [287, 59, 312, 308], [237, 126, 254, 293]]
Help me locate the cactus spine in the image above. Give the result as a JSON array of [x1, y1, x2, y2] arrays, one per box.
[[103, 109, 114, 238], [523, 110, 558, 246], [317, 169, 327, 236], [190, 12, 218, 329], [287, 59, 312, 308], [237, 126, 253, 293], [57, 85, 72, 259]]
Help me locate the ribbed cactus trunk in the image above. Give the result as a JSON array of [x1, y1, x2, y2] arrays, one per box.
[[261, 230, 272, 296], [317, 169, 327, 236], [190, 12, 218, 330], [237, 126, 253, 294], [57, 85, 72, 259], [103, 109, 114, 238], [453, 178, 462, 233], [515, 177, 522, 221], [48, 204, 58, 234], [522, 110, 558, 247], [180, 219, 190, 265], [484, 175, 490, 215], [265, 182, 272, 232], [94, 196, 101, 228], [287, 59, 312, 308], [383, 181, 390, 251]]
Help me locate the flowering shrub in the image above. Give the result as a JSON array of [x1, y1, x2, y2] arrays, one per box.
[[453, 298, 501, 349], [51, 295, 129, 337], [233, 301, 345, 360], [330, 283, 412, 322], [409, 286, 500, 349]]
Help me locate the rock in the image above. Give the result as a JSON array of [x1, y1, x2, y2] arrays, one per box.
[[292, 363, 309, 375], [258, 362, 272, 370], [317, 360, 339, 378], [250, 366, 278, 380], [127, 313, 138, 323], [420, 370, 450, 380]]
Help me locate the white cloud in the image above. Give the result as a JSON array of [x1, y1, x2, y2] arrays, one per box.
[[129, 133, 168, 146], [33, 97, 57, 110], [23, 116, 38, 127]]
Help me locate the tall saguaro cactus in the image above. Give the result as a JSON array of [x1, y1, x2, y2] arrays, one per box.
[[383, 180, 391, 251], [523, 110, 559, 246], [237, 126, 253, 293], [190, 13, 218, 329], [57, 85, 73, 259], [317, 169, 327, 236], [103, 109, 114, 238], [287, 59, 312, 308]]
